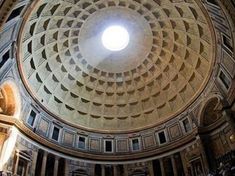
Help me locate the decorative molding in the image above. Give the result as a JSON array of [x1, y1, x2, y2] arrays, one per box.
[[0, 114, 198, 161]]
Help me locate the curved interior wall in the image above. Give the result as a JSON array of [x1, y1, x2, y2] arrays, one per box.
[[0, 0, 235, 175]]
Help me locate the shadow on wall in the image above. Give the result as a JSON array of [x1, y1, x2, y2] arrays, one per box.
[[0, 80, 21, 118]]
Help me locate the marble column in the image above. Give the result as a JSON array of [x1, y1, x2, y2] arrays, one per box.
[[148, 161, 154, 176], [40, 151, 48, 176], [160, 158, 166, 176], [25, 162, 30, 176], [53, 156, 59, 176], [21, 167, 25, 176], [180, 152, 188, 175], [13, 152, 19, 175], [102, 165, 105, 176], [32, 150, 38, 176], [113, 165, 117, 176], [91, 164, 95, 176], [196, 136, 209, 174], [123, 164, 128, 176], [171, 156, 178, 176], [64, 159, 69, 176]]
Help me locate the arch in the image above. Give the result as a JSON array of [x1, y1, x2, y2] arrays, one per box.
[[198, 94, 223, 127], [0, 80, 21, 118]]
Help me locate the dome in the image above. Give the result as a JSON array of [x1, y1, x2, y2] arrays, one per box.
[[1, 0, 235, 175], [18, 0, 215, 132]]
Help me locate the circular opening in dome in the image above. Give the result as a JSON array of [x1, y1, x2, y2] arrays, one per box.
[[102, 25, 129, 51]]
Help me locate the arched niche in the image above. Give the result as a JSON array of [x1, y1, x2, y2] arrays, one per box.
[[0, 81, 21, 117], [198, 95, 225, 171], [198, 95, 223, 127]]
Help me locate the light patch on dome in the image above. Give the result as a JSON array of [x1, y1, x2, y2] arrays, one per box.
[[102, 25, 129, 51]]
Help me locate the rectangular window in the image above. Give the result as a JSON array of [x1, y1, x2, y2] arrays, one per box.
[[52, 126, 60, 141], [223, 35, 233, 52], [219, 71, 230, 89], [27, 110, 36, 126], [158, 131, 167, 144], [207, 0, 219, 6], [182, 118, 191, 133], [0, 51, 10, 68], [105, 140, 112, 152], [132, 139, 140, 151], [78, 136, 86, 149], [6, 6, 24, 22], [27, 110, 37, 126]]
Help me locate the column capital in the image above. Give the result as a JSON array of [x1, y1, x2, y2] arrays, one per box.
[[54, 155, 59, 161], [42, 151, 49, 158]]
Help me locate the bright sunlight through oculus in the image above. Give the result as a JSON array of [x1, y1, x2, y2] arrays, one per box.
[[102, 25, 129, 51]]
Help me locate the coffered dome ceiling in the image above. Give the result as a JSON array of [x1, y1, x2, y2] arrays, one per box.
[[18, 0, 215, 132]]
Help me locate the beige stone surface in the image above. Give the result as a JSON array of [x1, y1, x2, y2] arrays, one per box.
[[18, 0, 215, 131]]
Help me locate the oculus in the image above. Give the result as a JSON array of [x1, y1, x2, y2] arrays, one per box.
[[102, 25, 129, 51]]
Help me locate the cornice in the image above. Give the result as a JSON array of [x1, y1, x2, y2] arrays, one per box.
[[0, 114, 198, 162]]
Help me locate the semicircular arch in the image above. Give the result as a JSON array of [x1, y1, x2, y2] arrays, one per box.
[[0, 80, 21, 118]]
